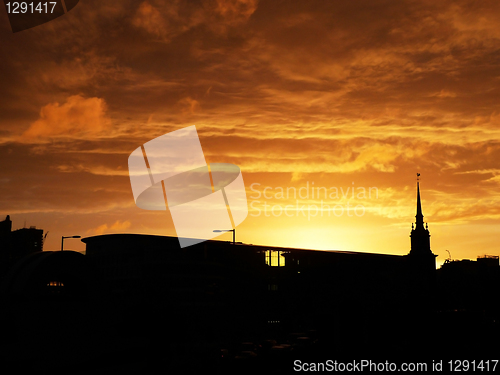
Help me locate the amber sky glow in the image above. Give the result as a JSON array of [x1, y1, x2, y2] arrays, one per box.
[[2, 0, 500, 265]]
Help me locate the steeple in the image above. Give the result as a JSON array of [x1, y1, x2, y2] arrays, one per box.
[[410, 174, 432, 256], [407, 174, 437, 312], [415, 178, 424, 228]]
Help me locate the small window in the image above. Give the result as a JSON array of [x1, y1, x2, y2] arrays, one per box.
[[47, 281, 64, 287], [265, 250, 286, 267]]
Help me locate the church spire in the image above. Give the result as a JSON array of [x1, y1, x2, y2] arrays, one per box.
[[416, 174, 424, 228], [407, 174, 436, 304], [410, 173, 432, 256]]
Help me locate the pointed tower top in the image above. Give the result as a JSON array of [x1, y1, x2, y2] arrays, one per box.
[[410, 173, 434, 258], [415, 174, 424, 228]]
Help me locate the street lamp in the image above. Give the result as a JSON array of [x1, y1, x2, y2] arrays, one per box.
[[213, 229, 235, 244], [61, 235, 81, 251]]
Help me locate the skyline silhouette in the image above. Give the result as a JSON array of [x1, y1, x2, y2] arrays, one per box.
[[2, 1, 500, 372], [1, 179, 499, 373]]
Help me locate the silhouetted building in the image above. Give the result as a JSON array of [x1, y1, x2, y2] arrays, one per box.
[[410, 180, 432, 256], [1, 180, 498, 373], [477, 254, 500, 267], [0, 216, 44, 277], [407, 180, 437, 308], [0, 215, 12, 235], [10, 227, 43, 256], [435, 255, 499, 355], [437, 255, 499, 312], [76, 181, 439, 358]]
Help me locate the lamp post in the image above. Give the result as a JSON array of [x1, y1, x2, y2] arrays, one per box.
[[213, 229, 235, 244], [61, 235, 81, 251]]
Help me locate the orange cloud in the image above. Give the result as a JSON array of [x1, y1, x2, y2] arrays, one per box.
[[131, 0, 257, 41], [215, 0, 258, 24], [88, 220, 132, 235], [132, 1, 169, 40], [432, 89, 457, 98], [177, 96, 201, 114], [21, 95, 112, 141], [132, 1, 204, 41]]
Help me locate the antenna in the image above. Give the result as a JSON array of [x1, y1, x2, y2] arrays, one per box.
[[42, 231, 48, 251], [445, 249, 451, 264]]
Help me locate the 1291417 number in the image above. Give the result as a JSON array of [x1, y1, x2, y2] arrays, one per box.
[[5, 2, 57, 14], [448, 360, 498, 372]]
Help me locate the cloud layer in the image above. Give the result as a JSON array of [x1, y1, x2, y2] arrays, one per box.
[[1, 0, 500, 260]]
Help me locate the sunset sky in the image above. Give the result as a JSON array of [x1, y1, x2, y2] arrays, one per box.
[[2, 0, 500, 267]]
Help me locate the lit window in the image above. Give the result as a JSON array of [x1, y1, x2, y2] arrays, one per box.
[[47, 281, 64, 287], [265, 250, 286, 267]]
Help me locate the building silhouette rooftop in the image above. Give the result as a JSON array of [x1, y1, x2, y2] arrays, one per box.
[[1, 176, 498, 370]]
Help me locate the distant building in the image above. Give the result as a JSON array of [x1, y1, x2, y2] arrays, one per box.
[[0, 215, 44, 277], [437, 255, 499, 312], [435, 254, 499, 354], [0, 215, 12, 235], [476, 254, 500, 267]]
